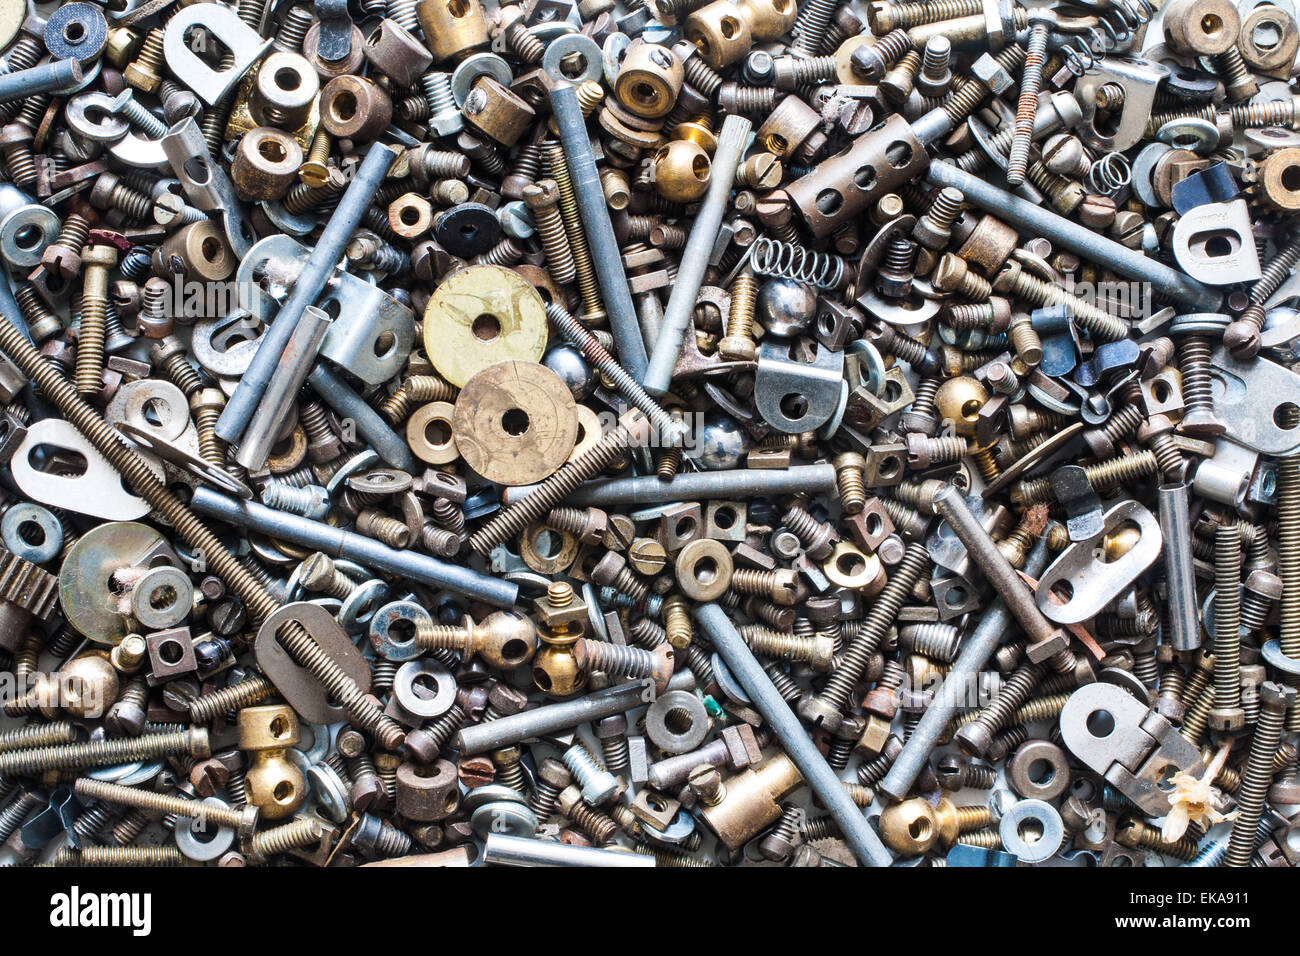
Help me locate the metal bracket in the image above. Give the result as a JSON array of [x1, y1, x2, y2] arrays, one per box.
[[1049, 465, 1104, 542], [255, 601, 372, 724], [12, 418, 159, 520], [313, 0, 353, 60], [163, 3, 273, 106], [1074, 57, 1169, 153], [1210, 344, 1300, 456], [754, 338, 844, 434], [161, 116, 256, 259], [236, 235, 415, 385], [1059, 682, 1204, 815], [1038, 498, 1162, 624]]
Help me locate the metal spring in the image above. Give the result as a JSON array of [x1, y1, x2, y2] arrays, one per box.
[[1085, 152, 1131, 193], [1055, 0, 1153, 75], [750, 238, 846, 290]]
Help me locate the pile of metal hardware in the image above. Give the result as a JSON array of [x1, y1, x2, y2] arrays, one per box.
[[0, 0, 1299, 869]]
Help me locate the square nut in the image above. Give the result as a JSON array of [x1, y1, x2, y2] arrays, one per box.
[[844, 366, 913, 432], [1140, 368, 1185, 418], [660, 502, 703, 552], [863, 443, 907, 486], [146, 627, 197, 683], [705, 500, 748, 542], [844, 497, 895, 551], [971, 52, 1014, 94], [0, 412, 28, 467]]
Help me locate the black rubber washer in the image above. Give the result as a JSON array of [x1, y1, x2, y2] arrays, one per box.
[[434, 202, 502, 257], [45, 3, 109, 64]]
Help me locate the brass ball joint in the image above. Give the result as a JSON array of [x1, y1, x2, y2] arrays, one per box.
[[878, 796, 995, 856], [239, 704, 307, 821]]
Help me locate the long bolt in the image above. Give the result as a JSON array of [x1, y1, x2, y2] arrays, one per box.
[[1225, 683, 1293, 866]]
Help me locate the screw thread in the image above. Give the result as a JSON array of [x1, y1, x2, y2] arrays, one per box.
[[189, 675, 276, 723], [526, 184, 577, 284], [546, 147, 604, 322], [1225, 691, 1290, 866]]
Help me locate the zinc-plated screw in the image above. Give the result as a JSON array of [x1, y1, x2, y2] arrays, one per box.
[[0, 726, 208, 775], [73, 777, 257, 833]]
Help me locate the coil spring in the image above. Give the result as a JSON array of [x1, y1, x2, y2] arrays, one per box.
[[1055, 0, 1154, 75], [750, 238, 846, 290], [1085, 151, 1131, 193]]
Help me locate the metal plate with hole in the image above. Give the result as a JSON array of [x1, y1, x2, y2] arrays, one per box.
[[644, 689, 710, 754], [0, 205, 59, 268], [193, 310, 263, 379], [59, 522, 178, 645], [1037, 499, 1162, 625], [64, 92, 129, 143], [117, 421, 253, 499], [452, 360, 578, 485], [255, 602, 372, 724], [754, 338, 844, 435], [422, 264, 549, 388], [1170, 199, 1261, 285], [393, 660, 457, 720], [13, 419, 160, 521], [163, 3, 273, 105], [162, 115, 256, 259], [1209, 344, 1300, 456]]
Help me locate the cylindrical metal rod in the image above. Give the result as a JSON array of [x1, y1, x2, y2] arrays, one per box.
[[879, 538, 1051, 802], [189, 487, 518, 608], [549, 83, 648, 379], [483, 833, 656, 867], [217, 142, 398, 443], [644, 114, 752, 395], [1158, 482, 1201, 652], [926, 160, 1221, 312], [307, 364, 416, 472], [930, 483, 1058, 647], [552, 464, 836, 507], [0, 59, 83, 104], [235, 305, 331, 469], [694, 602, 893, 868], [458, 677, 692, 754]]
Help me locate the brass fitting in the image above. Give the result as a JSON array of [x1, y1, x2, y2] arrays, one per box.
[[698, 752, 803, 849], [239, 704, 306, 821]]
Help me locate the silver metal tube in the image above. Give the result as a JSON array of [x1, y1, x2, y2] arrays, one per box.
[[644, 114, 752, 395], [879, 538, 1051, 802], [189, 487, 518, 608], [0, 59, 82, 104], [307, 364, 416, 472], [549, 83, 648, 379], [235, 305, 331, 469], [925, 160, 1222, 312], [554, 464, 836, 507], [1158, 481, 1201, 652], [457, 682, 663, 754], [482, 834, 655, 867], [694, 602, 893, 868], [216, 142, 398, 443]]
